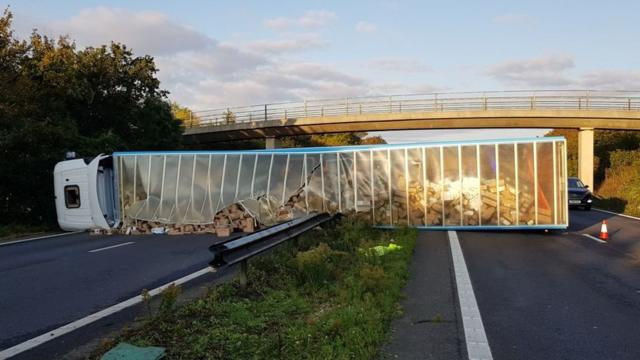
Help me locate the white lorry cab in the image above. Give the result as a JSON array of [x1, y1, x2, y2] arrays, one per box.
[[54, 155, 118, 231]]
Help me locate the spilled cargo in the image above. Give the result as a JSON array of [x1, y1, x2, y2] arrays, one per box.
[[53, 137, 568, 233]]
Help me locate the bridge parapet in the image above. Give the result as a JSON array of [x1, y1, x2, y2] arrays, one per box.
[[185, 90, 640, 129]]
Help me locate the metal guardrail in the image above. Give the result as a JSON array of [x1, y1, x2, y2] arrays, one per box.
[[185, 90, 640, 128], [209, 213, 334, 268]]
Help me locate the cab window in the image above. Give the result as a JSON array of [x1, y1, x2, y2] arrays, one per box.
[[64, 185, 81, 208]]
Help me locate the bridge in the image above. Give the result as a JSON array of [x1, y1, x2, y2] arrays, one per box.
[[183, 90, 640, 189]]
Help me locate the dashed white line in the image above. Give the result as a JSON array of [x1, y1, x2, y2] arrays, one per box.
[[88, 241, 135, 253], [0, 267, 213, 359], [448, 230, 493, 360], [581, 233, 606, 244]]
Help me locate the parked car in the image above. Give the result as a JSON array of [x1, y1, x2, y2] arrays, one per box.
[[568, 177, 592, 210]]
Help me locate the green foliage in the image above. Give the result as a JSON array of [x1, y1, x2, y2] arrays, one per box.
[[546, 129, 640, 216], [171, 102, 199, 127], [108, 220, 417, 359], [279, 132, 387, 148], [295, 243, 347, 286], [0, 9, 182, 226]]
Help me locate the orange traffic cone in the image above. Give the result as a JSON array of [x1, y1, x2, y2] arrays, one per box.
[[599, 220, 609, 241]]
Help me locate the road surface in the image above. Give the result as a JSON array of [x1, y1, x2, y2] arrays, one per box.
[[2, 209, 639, 359], [385, 209, 640, 359], [0, 232, 228, 358]]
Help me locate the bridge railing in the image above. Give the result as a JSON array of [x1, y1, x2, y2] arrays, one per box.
[[185, 90, 640, 128]]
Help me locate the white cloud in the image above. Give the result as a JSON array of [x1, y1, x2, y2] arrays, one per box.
[[487, 54, 640, 90], [355, 21, 377, 33], [264, 10, 336, 31], [492, 13, 534, 25], [245, 34, 328, 54], [49, 7, 212, 55], [369, 58, 431, 73], [578, 70, 640, 90], [486, 54, 575, 87]]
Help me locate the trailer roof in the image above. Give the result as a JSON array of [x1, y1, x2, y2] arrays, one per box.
[[113, 136, 565, 156]]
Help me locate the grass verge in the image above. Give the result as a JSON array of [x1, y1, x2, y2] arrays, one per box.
[[0, 223, 54, 241], [100, 219, 417, 359]]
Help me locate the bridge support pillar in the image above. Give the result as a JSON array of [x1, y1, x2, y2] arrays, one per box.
[[578, 127, 594, 188], [265, 136, 277, 149]]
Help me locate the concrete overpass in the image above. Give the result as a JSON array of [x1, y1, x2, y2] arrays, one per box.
[[183, 90, 640, 188]]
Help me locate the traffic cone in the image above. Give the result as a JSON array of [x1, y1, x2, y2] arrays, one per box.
[[599, 220, 608, 241]]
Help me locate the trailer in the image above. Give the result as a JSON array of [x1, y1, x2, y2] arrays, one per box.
[[54, 137, 568, 232]]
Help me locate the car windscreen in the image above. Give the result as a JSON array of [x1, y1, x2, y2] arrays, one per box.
[[568, 178, 584, 188]]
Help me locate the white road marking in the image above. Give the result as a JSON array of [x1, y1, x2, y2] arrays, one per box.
[[0, 231, 83, 247], [0, 267, 213, 359], [88, 241, 135, 253], [581, 233, 606, 244], [448, 231, 493, 360], [593, 208, 640, 221]]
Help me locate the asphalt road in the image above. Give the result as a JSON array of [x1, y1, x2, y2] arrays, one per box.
[[461, 209, 640, 359], [2, 209, 639, 359], [0, 232, 224, 352], [384, 209, 640, 359]]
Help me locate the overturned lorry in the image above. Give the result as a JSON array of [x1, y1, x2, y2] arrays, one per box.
[[54, 137, 568, 233]]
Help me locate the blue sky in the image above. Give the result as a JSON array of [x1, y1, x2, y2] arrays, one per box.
[[5, 0, 640, 142]]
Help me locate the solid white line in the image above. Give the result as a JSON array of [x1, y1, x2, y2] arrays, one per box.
[[0, 267, 213, 359], [88, 241, 135, 253], [0, 231, 83, 247], [448, 231, 493, 360], [593, 208, 640, 221], [581, 233, 606, 244]]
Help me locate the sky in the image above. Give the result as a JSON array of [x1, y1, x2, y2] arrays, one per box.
[[4, 0, 640, 142]]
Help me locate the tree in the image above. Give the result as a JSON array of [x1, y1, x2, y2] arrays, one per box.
[[171, 102, 200, 127], [0, 9, 183, 225]]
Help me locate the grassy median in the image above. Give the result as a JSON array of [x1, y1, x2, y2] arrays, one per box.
[[102, 219, 417, 359]]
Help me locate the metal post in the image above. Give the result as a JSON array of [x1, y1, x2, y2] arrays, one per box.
[[119, 156, 125, 223], [476, 144, 481, 226], [495, 144, 500, 224], [553, 142, 558, 225], [353, 151, 358, 212], [562, 141, 568, 225], [533, 142, 538, 225], [440, 146, 445, 227], [514, 144, 519, 225], [320, 154, 326, 212], [159, 155, 167, 215], [387, 149, 392, 225], [238, 260, 248, 287], [218, 155, 227, 210], [422, 147, 428, 226], [337, 153, 342, 212], [266, 154, 274, 197], [133, 156, 137, 203], [174, 155, 183, 222], [304, 154, 309, 214], [189, 155, 197, 212], [250, 155, 258, 198], [264, 104, 267, 121], [282, 154, 290, 205], [458, 145, 463, 226], [404, 148, 410, 225], [205, 154, 212, 214], [370, 150, 375, 223], [235, 155, 243, 201]]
